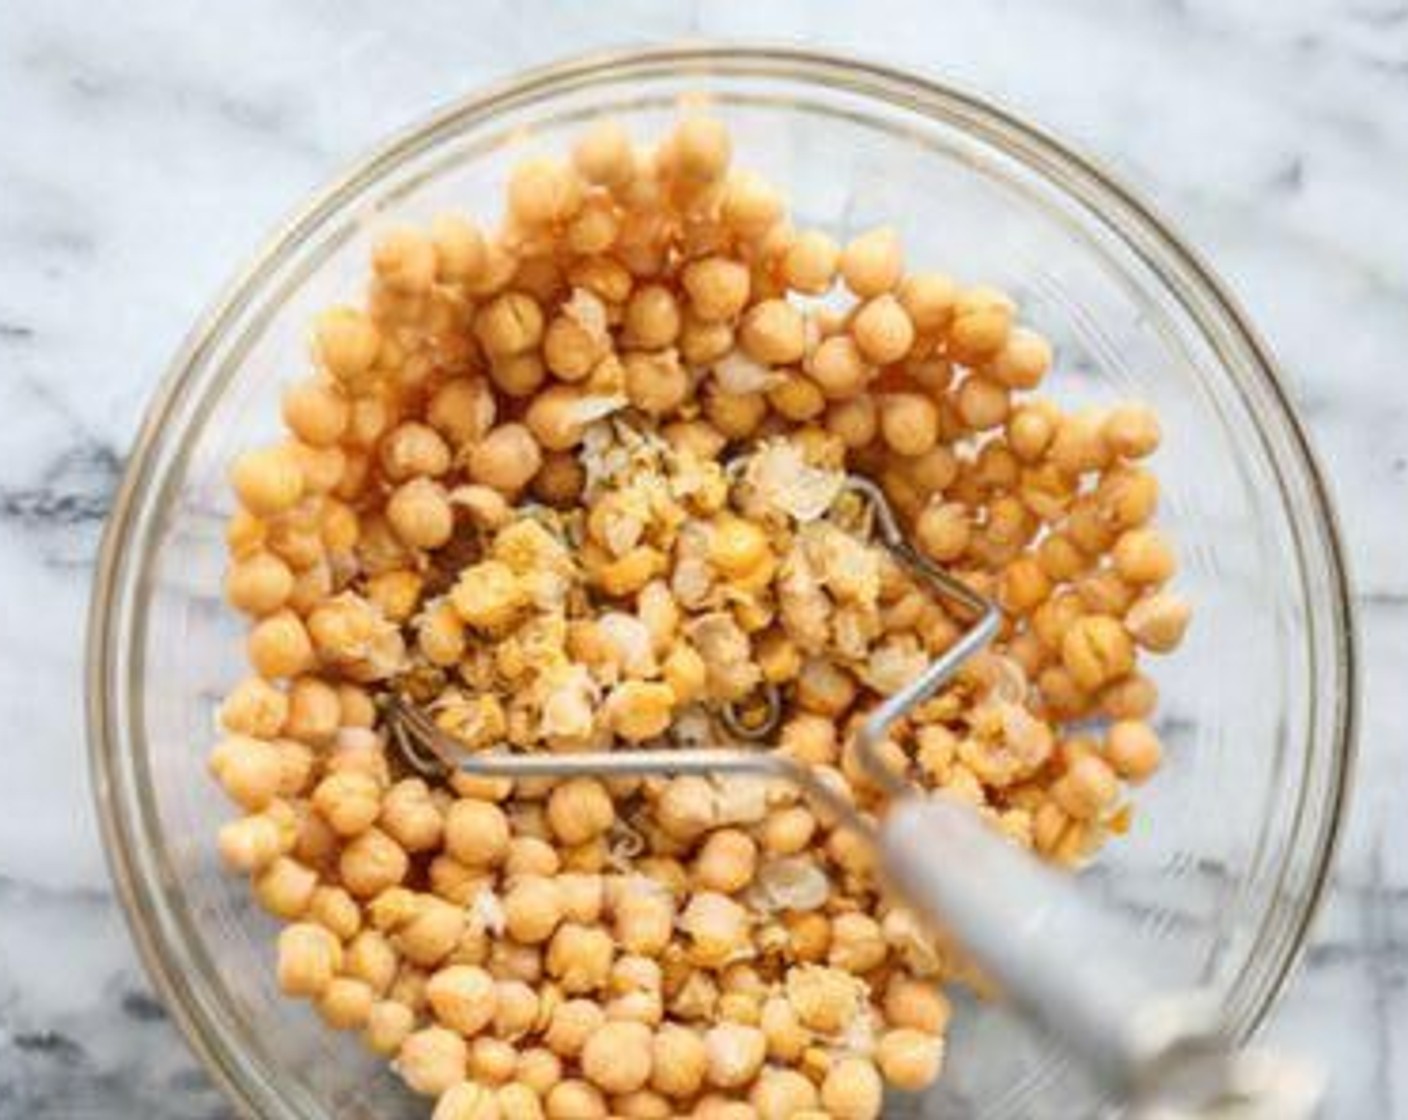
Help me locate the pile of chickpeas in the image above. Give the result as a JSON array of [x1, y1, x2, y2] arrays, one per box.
[[214, 111, 1190, 1120]]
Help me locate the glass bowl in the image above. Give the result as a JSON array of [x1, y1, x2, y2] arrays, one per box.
[[87, 45, 1356, 1119]]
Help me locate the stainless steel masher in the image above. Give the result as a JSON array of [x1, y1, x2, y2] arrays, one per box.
[[385, 473, 1321, 1119]]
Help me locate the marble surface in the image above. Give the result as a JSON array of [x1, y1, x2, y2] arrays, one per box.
[[1, 1, 1405, 1116]]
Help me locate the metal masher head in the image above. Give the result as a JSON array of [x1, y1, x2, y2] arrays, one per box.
[[383, 469, 1000, 822]]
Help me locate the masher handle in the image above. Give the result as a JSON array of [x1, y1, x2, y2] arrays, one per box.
[[876, 797, 1323, 1118]]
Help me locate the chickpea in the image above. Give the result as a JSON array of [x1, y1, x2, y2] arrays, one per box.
[[387, 478, 454, 550], [340, 827, 409, 898], [277, 922, 342, 998], [877, 1028, 945, 1091], [808, 335, 871, 400], [372, 226, 436, 295], [308, 884, 362, 941], [445, 799, 511, 868], [898, 273, 957, 335], [721, 171, 783, 237], [782, 230, 840, 295], [703, 385, 768, 438], [738, 299, 805, 365], [225, 550, 297, 618], [312, 771, 382, 837], [955, 376, 1010, 430], [347, 929, 399, 995], [758, 805, 816, 856], [364, 1000, 415, 1056], [1008, 404, 1058, 462], [545, 998, 605, 1058], [427, 964, 497, 1036], [845, 298, 916, 378], [667, 114, 732, 188], [704, 1022, 767, 1089], [429, 214, 486, 284], [545, 1080, 608, 1120], [651, 1024, 708, 1099], [580, 1020, 654, 1094], [680, 892, 751, 970], [231, 445, 305, 517], [947, 286, 1014, 367], [504, 876, 564, 945], [398, 897, 469, 968], [655, 776, 716, 841], [380, 422, 452, 482], [468, 424, 543, 495], [1105, 720, 1163, 782], [546, 923, 614, 994], [826, 395, 879, 448], [434, 1082, 500, 1120], [623, 283, 682, 349], [1113, 528, 1177, 586], [508, 156, 583, 228], [767, 373, 827, 423], [1125, 591, 1191, 652], [986, 327, 1053, 390], [695, 829, 758, 894], [614, 884, 675, 957], [839, 226, 902, 298], [573, 119, 634, 188], [428, 378, 496, 448], [879, 393, 939, 457], [219, 677, 289, 738], [779, 713, 838, 767], [828, 912, 887, 974], [515, 1047, 563, 1098], [623, 350, 690, 417], [218, 811, 288, 873], [318, 976, 375, 1031], [399, 1027, 470, 1098], [1060, 615, 1135, 691], [314, 307, 380, 387], [209, 734, 283, 811], [680, 257, 750, 323], [546, 778, 615, 845], [474, 292, 544, 360], [254, 855, 317, 919], [680, 316, 735, 365], [1104, 403, 1162, 459], [1053, 753, 1120, 819], [1049, 409, 1112, 475], [796, 658, 857, 718], [380, 779, 445, 853]]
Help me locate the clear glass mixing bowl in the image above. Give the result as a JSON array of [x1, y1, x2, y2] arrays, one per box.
[[87, 46, 1356, 1119]]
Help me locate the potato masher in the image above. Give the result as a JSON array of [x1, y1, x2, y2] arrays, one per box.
[[384, 473, 1321, 1119]]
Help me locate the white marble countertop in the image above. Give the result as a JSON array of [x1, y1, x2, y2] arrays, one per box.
[[1, 1, 1405, 1116]]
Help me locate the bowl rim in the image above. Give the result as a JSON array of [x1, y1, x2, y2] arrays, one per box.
[[85, 42, 1359, 1118]]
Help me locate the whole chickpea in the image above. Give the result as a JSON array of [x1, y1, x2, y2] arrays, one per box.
[[694, 829, 759, 894], [808, 335, 871, 400], [340, 828, 410, 898], [783, 230, 840, 295], [277, 922, 342, 998], [427, 964, 497, 1036], [364, 1000, 415, 1057], [232, 447, 306, 522], [839, 226, 902, 298], [468, 424, 543, 495], [851, 295, 915, 365], [623, 283, 683, 349], [821, 1056, 884, 1120], [398, 1027, 469, 1098], [739, 299, 806, 365], [651, 1024, 708, 1099], [445, 799, 511, 868], [581, 1019, 654, 1094], [546, 778, 615, 845], [879, 393, 939, 457], [1105, 719, 1164, 782], [876, 1028, 945, 1092]]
